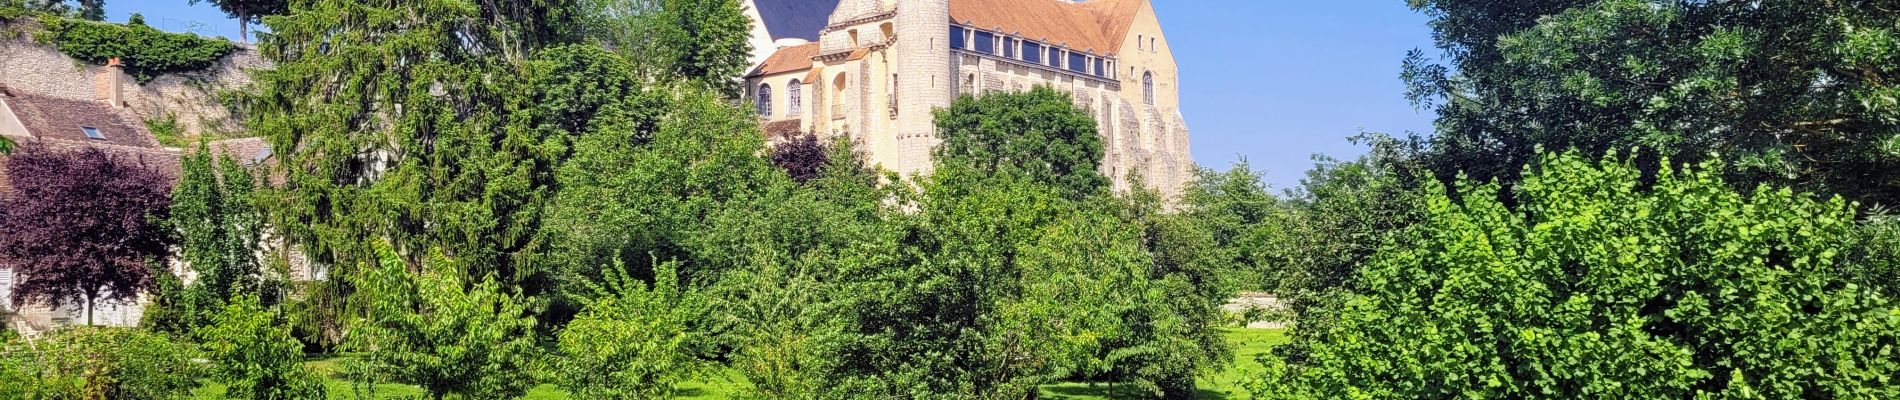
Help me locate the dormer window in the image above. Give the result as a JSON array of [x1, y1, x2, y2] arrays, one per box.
[[81, 126, 104, 140]]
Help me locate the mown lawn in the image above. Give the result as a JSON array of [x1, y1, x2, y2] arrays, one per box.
[[1038, 328, 1290, 400], [194, 328, 1286, 399]]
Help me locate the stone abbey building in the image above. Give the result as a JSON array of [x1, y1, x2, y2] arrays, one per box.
[[740, 0, 1191, 196]]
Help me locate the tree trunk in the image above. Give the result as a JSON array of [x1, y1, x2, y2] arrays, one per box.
[[85, 291, 95, 326], [239, 12, 250, 44]]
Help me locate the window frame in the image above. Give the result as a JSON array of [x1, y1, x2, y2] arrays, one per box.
[[788, 79, 802, 115], [757, 83, 773, 117], [81, 126, 104, 140]]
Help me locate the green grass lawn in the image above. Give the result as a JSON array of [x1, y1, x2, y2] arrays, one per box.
[[1038, 328, 1289, 400], [198, 328, 1286, 399]]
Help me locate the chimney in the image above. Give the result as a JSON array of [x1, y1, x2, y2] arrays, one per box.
[[94, 57, 124, 108]]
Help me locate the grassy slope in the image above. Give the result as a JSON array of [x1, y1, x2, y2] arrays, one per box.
[[194, 328, 1287, 399]]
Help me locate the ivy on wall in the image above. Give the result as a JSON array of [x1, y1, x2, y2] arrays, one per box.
[[38, 14, 236, 82]]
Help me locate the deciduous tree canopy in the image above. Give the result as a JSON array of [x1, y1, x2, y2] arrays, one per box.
[[0, 147, 173, 325]]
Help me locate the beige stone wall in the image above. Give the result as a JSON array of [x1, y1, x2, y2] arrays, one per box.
[[0, 25, 263, 144]]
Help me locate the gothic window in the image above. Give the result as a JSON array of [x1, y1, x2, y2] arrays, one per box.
[[757, 83, 773, 117], [788, 79, 802, 115], [950, 26, 965, 49], [974, 31, 994, 54], [1023, 42, 1042, 64], [1142, 71, 1155, 105]]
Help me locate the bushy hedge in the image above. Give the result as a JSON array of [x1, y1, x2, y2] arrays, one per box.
[[0, 327, 202, 400], [40, 14, 236, 82], [1254, 151, 1900, 398]]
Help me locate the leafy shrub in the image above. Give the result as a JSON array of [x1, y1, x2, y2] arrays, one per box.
[[1254, 151, 1900, 399], [39, 13, 236, 82], [557, 259, 711, 398], [200, 296, 326, 400], [350, 245, 540, 400], [0, 327, 202, 400]]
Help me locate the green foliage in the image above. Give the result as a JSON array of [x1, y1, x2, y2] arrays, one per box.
[[543, 83, 779, 291], [1407, 0, 1900, 208], [200, 296, 326, 400], [174, 143, 266, 302], [653, 0, 750, 91], [934, 86, 1109, 200], [1849, 216, 1900, 300], [0, 327, 202, 400], [1254, 151, 1900, 399], [556, 260, 711, 398], [1108, 182, 1248, 398], [1268, 134, 1425, 314], [252, 0, 588, 300], [40, 14, 236, 82], [581, 0, 751, 92], [349, 245, 541, 400], [821, 164, 1156, 398]]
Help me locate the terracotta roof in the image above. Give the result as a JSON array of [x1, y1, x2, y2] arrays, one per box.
[[1079, 0, 1143, 50], [844, 48, 869, 61], [951, 0, 1140, 56], [208, 137, 273, 167], [763, 119, 804, 138], [1, 93, 159, 149], [748, 43, 820, 78]]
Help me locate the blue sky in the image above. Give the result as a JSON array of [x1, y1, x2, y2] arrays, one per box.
[[110, 1, 1441, 192]]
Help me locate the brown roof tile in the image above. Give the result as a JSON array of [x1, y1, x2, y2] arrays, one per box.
[[1, 92, 159, 149], [207, 137, 273, 167], [763, 119, 804, 139], [748, 43, 821, 78], [951, 0, 1140, 56]]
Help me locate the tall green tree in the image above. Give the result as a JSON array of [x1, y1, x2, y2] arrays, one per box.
[[934, 86, 1109, 200], [578, 0, 749, 91], [1406, 0, 1900, 208], [189, 0, 285, 43], [1255, 151, 1900, 399], [252, 0, 587, 294], [170, 144, 265, 324]]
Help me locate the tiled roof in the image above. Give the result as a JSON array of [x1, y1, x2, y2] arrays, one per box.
[[208, 137, 273, 167], [748, 42, 820, 78], [764, 119, 803, 138], [1, 92, 158, 149], [951, 0, 1141, 56], [753, 0, 840, 41]]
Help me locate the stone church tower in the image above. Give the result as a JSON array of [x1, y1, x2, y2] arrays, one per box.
[[739, 0, 1192, 198], [890, 0, 951, 176]]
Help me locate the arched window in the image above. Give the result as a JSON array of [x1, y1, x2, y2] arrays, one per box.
[[788, 79, 802, 115], [757, 83, 773, 117], [1142, 71, 1155, 105]]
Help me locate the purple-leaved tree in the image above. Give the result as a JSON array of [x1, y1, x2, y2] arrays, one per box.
[[0, 146, 174, 325]]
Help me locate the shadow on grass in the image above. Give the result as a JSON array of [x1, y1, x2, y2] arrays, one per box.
[[671, 388, 707, 397]]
